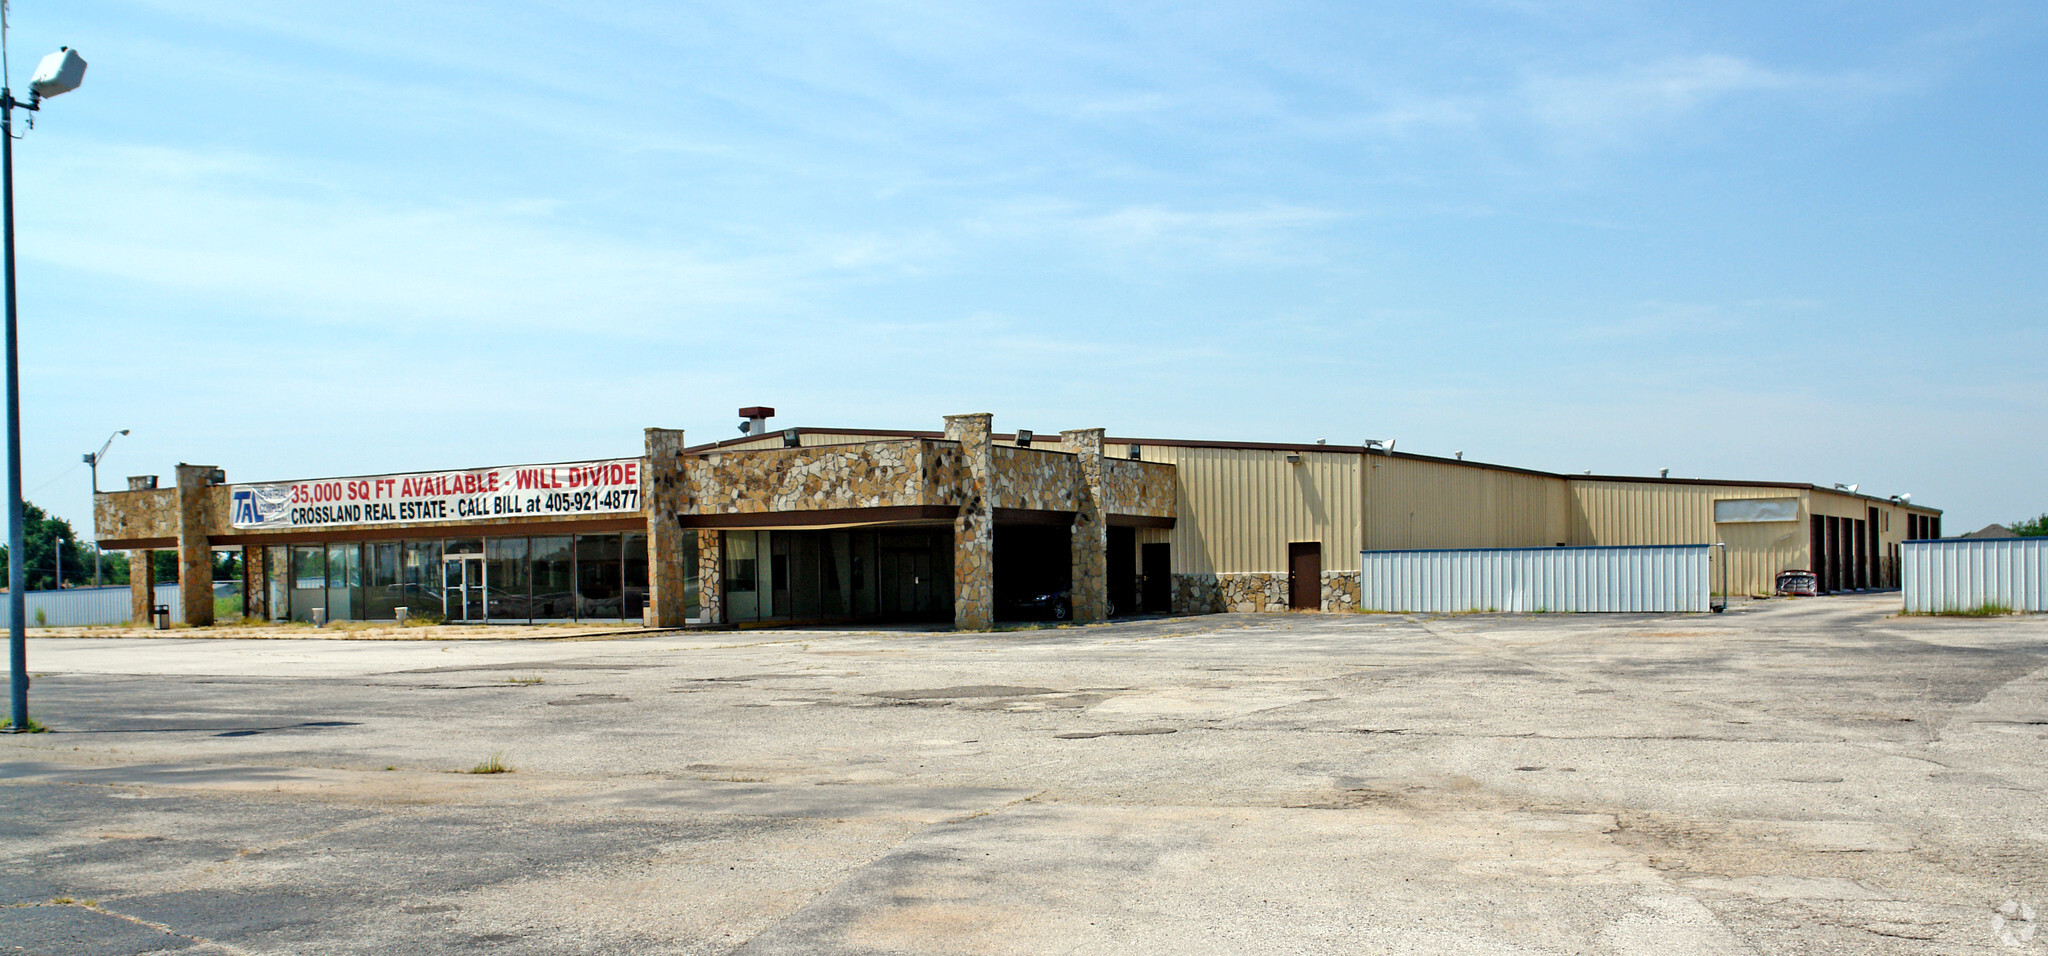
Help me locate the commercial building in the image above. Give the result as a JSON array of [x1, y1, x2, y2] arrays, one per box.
[[93, 410, 1941, 630]]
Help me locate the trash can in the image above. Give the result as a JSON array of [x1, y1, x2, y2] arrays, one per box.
[[311, 608, 326, 628], [151, 604, 170, 630]]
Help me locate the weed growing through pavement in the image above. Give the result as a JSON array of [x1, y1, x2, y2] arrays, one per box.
[[466, 751, 511, 774], [1915, 603, 2017, 618], [504, 676, 544, 685], [2, 715, 48, 733]]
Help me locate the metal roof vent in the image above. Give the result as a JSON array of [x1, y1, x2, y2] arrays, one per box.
[[738, 406, 775, 436]]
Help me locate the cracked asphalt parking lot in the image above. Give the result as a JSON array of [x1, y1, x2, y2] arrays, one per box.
[[3, 593, 2045, 955]]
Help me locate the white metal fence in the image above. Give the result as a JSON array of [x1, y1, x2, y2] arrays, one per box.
[[0, 584, 183, 628], [1359, 544, 1714, 613], [1901, 538, 2047, 613]]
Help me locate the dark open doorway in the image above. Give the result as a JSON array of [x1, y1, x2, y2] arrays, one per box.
[[1141, 542, 1171, 613]]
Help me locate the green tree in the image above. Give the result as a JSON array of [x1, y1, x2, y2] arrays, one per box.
[[0, 501, 92, 591], [2012, 514, 2048, 537]]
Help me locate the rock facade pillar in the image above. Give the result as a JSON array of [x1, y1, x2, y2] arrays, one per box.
[[644, 427, 691, 629], [175, 464, 217, 627], [242, 545, 267, 621], [130, 550, 154, 625], [945, 412, 995, 631], [1062, 428, 1109, 623], [697, 531, 724, 625]]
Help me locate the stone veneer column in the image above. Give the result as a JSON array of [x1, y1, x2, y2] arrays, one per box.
[[1062, 428, 1109, 623], [129, 550, 154, 625], [242, 545, 267, 621], [697, 531, 724, 625], [175, 464, 217, 627], [945, 412, 995, 631], [644, 427, 690, 629]]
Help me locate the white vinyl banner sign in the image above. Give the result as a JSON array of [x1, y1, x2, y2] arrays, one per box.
[[1712, 497, 1799, 523], [230, 459, 642, 530]]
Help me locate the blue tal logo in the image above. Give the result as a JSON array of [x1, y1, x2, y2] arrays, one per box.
[[232, 490, 258, 525]]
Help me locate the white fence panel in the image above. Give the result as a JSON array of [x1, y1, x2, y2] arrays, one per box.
[[1901, 538, 2048, 612], [1360, 545, 1711, 613], [0, 584, 183, 628]]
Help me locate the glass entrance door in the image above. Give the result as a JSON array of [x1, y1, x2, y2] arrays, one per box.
[[443, 555, 486, 623]]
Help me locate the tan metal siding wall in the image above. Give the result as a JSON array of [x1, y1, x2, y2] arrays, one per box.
[[1364, 456, 1569, 551], [1569, 481, 1806, 597], [1141, 445, 1360, 574], [716, 432, 896, 452]]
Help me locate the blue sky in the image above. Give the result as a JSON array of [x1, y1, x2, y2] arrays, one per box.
[[8, 0, 2045, 537]]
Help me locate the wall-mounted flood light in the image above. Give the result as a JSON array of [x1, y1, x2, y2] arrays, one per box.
[[1015, 429, 1033, 447], [1129, 444, 1141, 460], [782, 429, 800, 448], [1285, 453, 1302, 464]]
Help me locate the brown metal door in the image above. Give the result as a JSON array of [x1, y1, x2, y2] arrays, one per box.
[[1288, 542, 1321, 610]]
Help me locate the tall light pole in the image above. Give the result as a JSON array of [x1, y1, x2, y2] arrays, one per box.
[[84, 428, 127, 586], [7, 43, 86, 733]]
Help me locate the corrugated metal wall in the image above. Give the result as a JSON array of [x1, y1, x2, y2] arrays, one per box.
[[1901, 538, 2047, 612], [1138, 445, 1361, 574], [1366, 456, 1569, 551], [1569, 481, 1804, 597], [0, 584, 182, 628], [1359, 545, 1712, 613]]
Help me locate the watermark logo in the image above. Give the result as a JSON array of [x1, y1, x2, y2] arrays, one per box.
[[1996, 900, 2038, 948]]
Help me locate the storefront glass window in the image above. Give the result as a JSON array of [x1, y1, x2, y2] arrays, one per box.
[[485, 537, 531, 624], [682, 530, 700, 621], [622, 532, 648, 622], [726, 530, 761, 622], [326, 543, 362, 621], [367, 543, 403, 620], [401, 540, 444, 621], [289, 545, 325, 624], [576, 533, 623, 620], [530, 536, 575, 621]]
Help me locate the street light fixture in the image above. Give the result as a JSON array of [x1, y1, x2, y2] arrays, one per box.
[[7, 39, 87, 733], [84, 429, 128, 586]]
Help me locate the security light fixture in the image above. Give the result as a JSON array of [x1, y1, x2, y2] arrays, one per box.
[[28, 47, 85, 99], [1015, 429, 1032, 447], [1129, 444, 1141, 460], [1455, 451, 1464, 460], [1285, 453, 1302, 464], [782, 429, 800, 448], [82, 429, 129, 493]]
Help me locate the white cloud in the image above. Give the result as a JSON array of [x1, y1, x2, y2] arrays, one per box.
[[1522, 54, 1849, 147]]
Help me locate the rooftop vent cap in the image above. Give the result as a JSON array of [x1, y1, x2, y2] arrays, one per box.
[[738, 406, 774, 436]]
